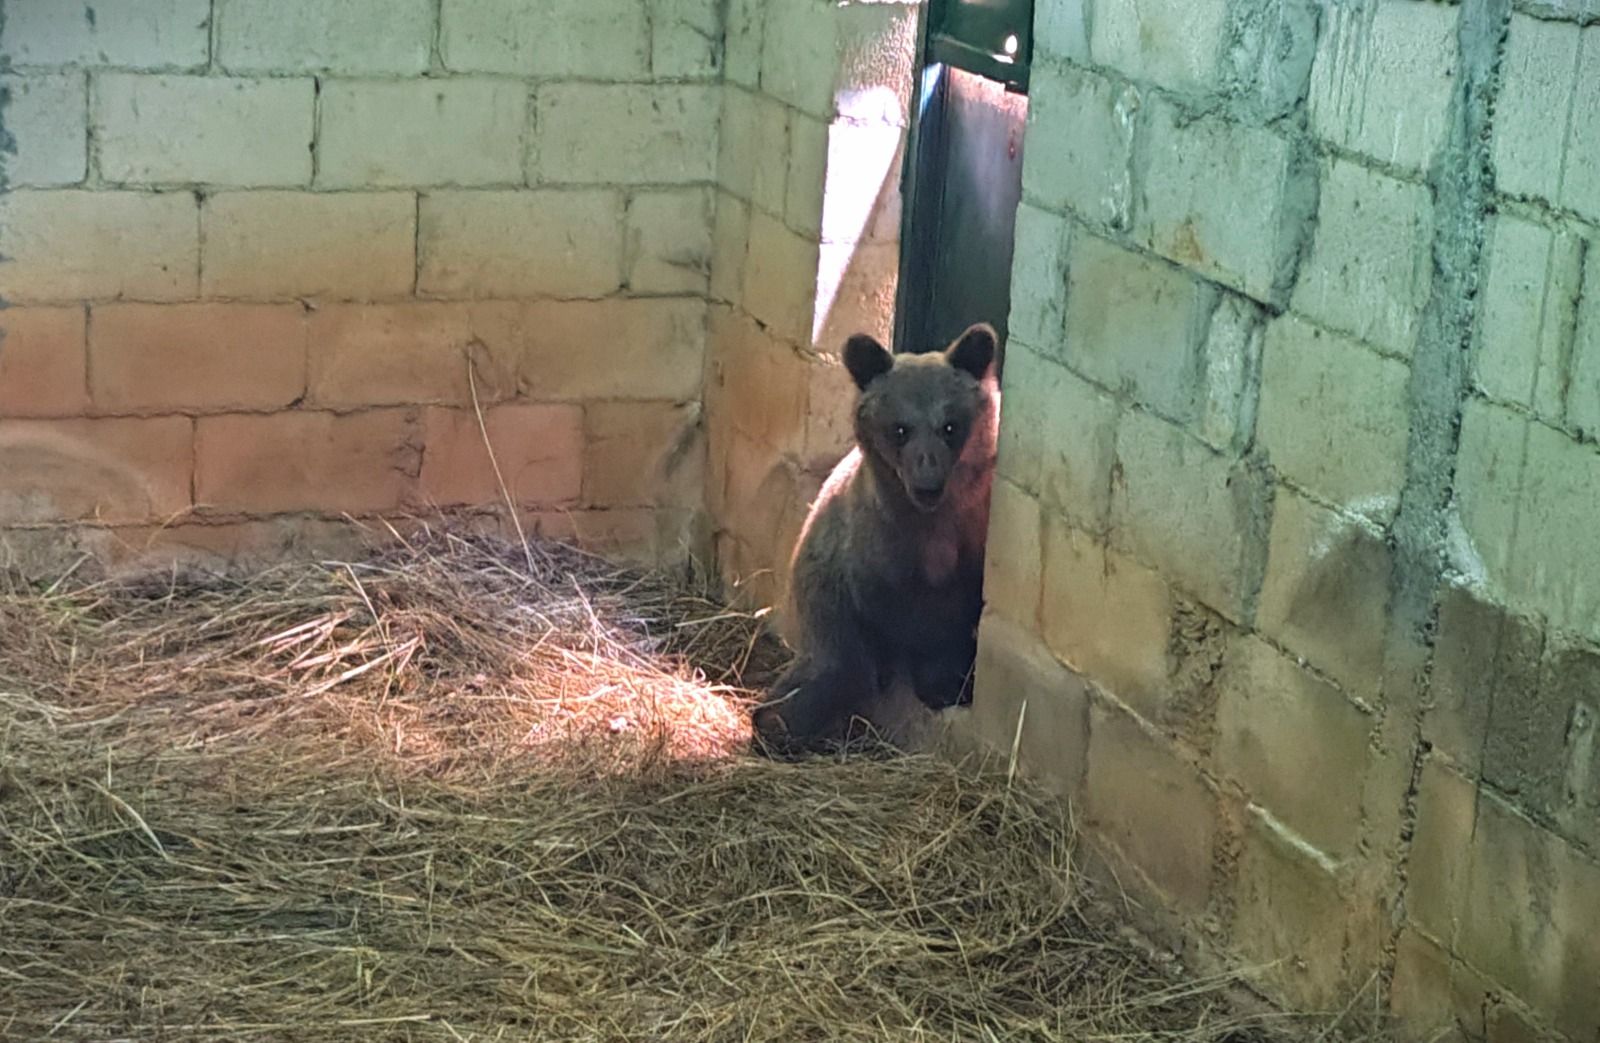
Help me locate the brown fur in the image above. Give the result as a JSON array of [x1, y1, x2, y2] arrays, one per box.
[[753, 324, 1001, 753]]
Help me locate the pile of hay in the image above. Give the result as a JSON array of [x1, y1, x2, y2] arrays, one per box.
[[1, 530, 1309, 1041]]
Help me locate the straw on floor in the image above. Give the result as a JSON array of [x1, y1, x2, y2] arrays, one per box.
[[1, 528, 1309, 1042]]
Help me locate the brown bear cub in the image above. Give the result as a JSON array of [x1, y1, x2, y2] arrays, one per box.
[[753, 323, 1001, 753]]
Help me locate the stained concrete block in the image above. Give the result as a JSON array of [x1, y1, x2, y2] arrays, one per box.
[[741, 210, 821, 348], [1566, 248, 1600, 440], [202, 191, 415, 301], [1559, 24, 1600, 224], [1062, 234, 1211, 425], [996, 341, 1117, 532], [1507, 639, 1600, 851], [1084, 699, 1217, 913], [1389, 928, 1460, 1041], [1, 0, 210, 69], [0, 73, 88, 186], [1428, 582, 1544, 775], [624, 188, 713, 296], [1258, 314, 1411, 522], [318, 79, 528, 188], [1456, 400, 1600, 645], [1091, 0, 1230, 93], [1307, 0, 1460, 174], [760, 0, 917, 124], [724, 0, 763, 88], [1219, 0, 1320, 120], [1021, 62, 1135, 230], [1492, 14, 1583, 207], [0, 308, 89, 419], [440, 0, 649, 79], [1473, 214, 1582, 421], [1041, 519, 1174, 724], [217, 0, 434, 75], [709, 194, 750, 307], [650, 0, 723, 80], [718, 88, 791, 217], [1230, 807, 1353, 1011], [1110, 408, 1266, 620], [1215, 636, 1372, 859], [1007, 204, 1071, 351], [0, 417, 193, 524], [971, 615, 1091, 797], [1257, 490, 1393, 699], [1034, 0, 1089, 62], [1292, 157, 1434, 359], [1457, 789, 1600, 1041], [1136, 98, 1304, 305], [1196, 293, 1263, 453], [418, 190, 625, 299]]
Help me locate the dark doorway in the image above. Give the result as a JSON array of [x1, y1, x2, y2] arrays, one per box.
[[894, 0, 1033, 370]]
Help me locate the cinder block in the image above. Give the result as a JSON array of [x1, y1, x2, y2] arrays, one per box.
[[1215, 635, 1372, 858], [651, 0, 722, 80], [535, 84, 718, 185], [724, 0, 763, 88], [995, 341, 1117, 532], [0, 190, 198, 303], [625, 188, 713, 295], [1034, 0, 1089, 62], [1409, 756, 1477, 938], [1292, 157, 1434, 359], [440, 0, 649, 78], [1021, 62, 1135, 230], [1090, 0, 1229, 92], [705, 307, 808, 452], [1492, 14, 1583, 207], [1566, 216, 1600, 438], [1, 0, 209, 69], [89, 303, 306, 413], [741, 210, 820, 347], [1258, 314, 1411, 521], [709, 194, 750, 306], [785, 112, 829, 236], [1219, 0, 1319, 120], [95, 74, 314, 187], [1560, 25, 1600, 224], [760, 1, 916, 123], [1457, 789, 1600, 1041], [418, 190, 624, 299], [201, 191, 415, 301], [716, 87, 789, 215], [217, 0, 432, 74], [1230, 807, 1353, 1010], [418, 405, 584, 509], [516, 298, 706, 401], [983, 476, 1044, 629], [1427, 583, 1543, 775], [1136, 98, 1303, 304], [195, 410, 419, 514], [798, 349, 859, 473], [812, 239, 899, 358], [1256, 490, 1393, 699], [1040, 518, 1173, 723], [0, 308, 88, 418], [0, 73, 87, 186], [1307, 0, 1460, 173], [307, 302, 520, 410], [817, 120, 905, 244], [1389, 928, 1459, 1041], [1062, 234, 1211, 424], [1196, 293, 1264, 453], [1008, 204, 1071, 351], [1084, 699, 1217, 913], [1473, 214, 1581, 420], [1110, 408, 1265, 620], [317, 79, 527, 188], [1456, 400, 1600, 645], [0, 416, 192, 523], [970, 615, 1091, 797], [584, 401, 703, 508]]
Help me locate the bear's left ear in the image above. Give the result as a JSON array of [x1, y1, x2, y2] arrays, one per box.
[[945, 323, 997, 381], [843, 334, 893, 390]]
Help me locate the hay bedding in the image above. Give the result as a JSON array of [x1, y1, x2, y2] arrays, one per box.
[[0, 530, 1321, 1042]]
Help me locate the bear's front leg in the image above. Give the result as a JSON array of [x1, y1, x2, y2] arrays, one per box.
[[907, 635, 978, 711]]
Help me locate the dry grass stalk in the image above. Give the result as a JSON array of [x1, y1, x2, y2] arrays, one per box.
[[0, 529, 1344, 1041]]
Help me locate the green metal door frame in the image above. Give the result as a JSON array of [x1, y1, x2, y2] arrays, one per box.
[[924, 0, 1033, 92]]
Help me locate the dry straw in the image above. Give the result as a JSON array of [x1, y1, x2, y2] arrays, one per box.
[[1, 529, 1343, 1041]]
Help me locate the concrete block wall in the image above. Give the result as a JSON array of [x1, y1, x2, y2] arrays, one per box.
[[0, 0, 719, 571], [970, 1, 1600, 1039], [703, 0, 916, 616]]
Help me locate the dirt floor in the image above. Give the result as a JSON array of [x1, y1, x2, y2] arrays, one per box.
[[0, 529, 1375, 1041]]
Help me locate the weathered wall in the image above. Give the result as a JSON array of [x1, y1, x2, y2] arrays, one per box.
[[704, 0, 915, 617], [969, 0, 1600, 1039], [0, 0, 717, 572]]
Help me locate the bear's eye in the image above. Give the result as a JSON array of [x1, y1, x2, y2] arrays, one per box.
[[892, 424, 910, 445], [941, 421, 957, 438]]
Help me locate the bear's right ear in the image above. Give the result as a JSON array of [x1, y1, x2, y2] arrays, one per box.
[[842, 334, 893, 391]]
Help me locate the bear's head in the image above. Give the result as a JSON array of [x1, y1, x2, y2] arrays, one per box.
[[842, 323, 998, 513]]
